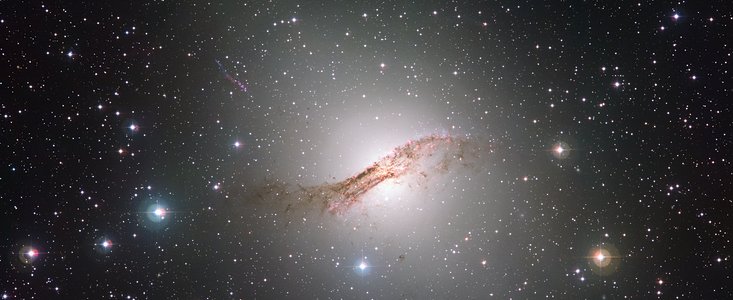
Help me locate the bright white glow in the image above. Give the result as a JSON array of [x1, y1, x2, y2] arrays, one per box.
[[27, 249, 38, 258], [359, 262, 367, 270], [234, 141, 241, 148], [673, 13, 679, 20], [129, 124, 137, 130], [102, 240, 111, 248], [596, 253, 605, 261], [555, 146, 564, 154], [67, 51, 73, 57], [154, 207, 165, 217]]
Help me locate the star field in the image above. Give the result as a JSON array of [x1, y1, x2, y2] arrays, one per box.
[[1, 1, 732, 299]]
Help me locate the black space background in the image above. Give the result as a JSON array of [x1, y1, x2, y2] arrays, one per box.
[[2, 1, 732, 299]]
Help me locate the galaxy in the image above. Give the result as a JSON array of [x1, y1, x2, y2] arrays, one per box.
[[2, 1, 732, 299]]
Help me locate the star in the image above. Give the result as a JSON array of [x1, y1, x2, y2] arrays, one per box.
[[554, 145, 564, 155], [154, 207, 166, 218], [26, 248, 38, 258], [101, 240, 112, 248], [595, 252, 605, 262], [233, 141, 241, 148], [359, 261, 367, 270]]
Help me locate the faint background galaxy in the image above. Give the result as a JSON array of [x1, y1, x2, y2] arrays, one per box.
[[2, 0, 732, 299]]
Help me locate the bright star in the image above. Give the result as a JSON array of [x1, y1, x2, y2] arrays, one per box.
[[154, 207, 166, 218], [595, 252, 605, 262], [234, 141, 241, 148], [26, 249, 38, 258], [359, 262, 367, 270], [555, 145, 564, 154]]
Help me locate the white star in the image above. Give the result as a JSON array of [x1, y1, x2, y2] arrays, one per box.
[[596, 253, 605, 262], [154, 207, 166, 218], [555, 145, 564, 154], [26, 249, 38, 258]]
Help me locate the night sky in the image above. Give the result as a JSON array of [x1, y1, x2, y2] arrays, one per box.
[[2, 1, 732, 299]]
